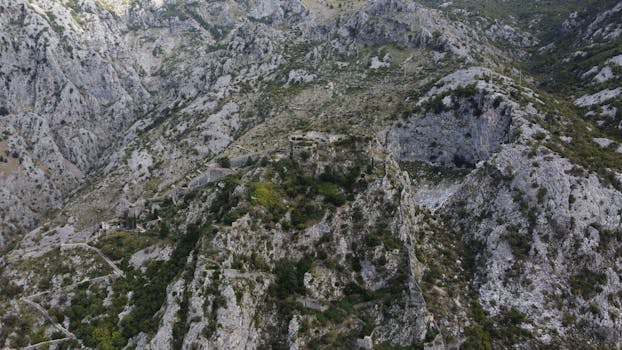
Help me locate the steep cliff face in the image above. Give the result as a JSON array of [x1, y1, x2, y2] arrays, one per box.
[[0, 0, 149, 241], [383, 66, 622, 348], [2, 0, 622, 349], [388, 68, 516, 169]]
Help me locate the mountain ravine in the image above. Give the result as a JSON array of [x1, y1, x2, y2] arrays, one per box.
[[1, 0, 622, 349]]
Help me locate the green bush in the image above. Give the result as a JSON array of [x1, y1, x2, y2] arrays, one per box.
[[223, 208, 246, 225], [159, 222, 170, 238], [504, 308, 526, 325], [120, 224, 209, 338], [300, 150, 311, 161], [318, 182, 346, 206], [570, 269, 607, 299], [95, 231, 155, 261], [217, 157, 231, 168], [461, 325, 492, 350], [537, 188, 547, 203], [272, 257, 313, 299], [250, 182, 281, 209], [319, 307, 345, 324], [364, 233, 382, 248], [209, 175, 241, 219], [291, 203, 322, 228], [505, 233, 531, 258], [0, 281, 23, 298]]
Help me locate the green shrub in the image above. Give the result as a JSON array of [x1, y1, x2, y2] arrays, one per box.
[[209, 175, 241, 219], [461, 325, 492, 350], [223, 208, 246, 225], [250, 182, 281, 209], [533, 132, 546, 141], [217, 156, 231, 168], [364, 233, 382, 247], [504, 308, 526, 325], [300, 150, 311, 161], [291, 203, 322, 228], [320, 307, 345, 323], [0, 282, 23, 298], [119, 224, 209, 338], [95, 231, 154, 261], [319, 183, 347, 206], [159, 222, 170, 238], [570, 269, 607, 299], [505, 233, 531, 258], [537, 188, 547, 203], [272, 257, 313, 299]]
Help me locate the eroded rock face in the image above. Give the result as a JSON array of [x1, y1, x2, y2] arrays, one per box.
[[388, 69, 517, 168], [389, 91, 512, 168], [0, 0, 150, 242], [379, 61, 622, 347], [0, 0, 149, 168], [443, 143, 622, 346]]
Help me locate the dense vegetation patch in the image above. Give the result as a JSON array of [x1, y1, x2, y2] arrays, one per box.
[[94, 231, 156, 262], [505, 232, 531, 259], [245, 157, 368, 228]]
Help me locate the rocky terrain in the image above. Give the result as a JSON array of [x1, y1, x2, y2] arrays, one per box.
[[1, 0, 622, 349]]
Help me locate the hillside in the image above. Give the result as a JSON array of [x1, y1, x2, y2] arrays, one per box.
[[1, 0, 622, 349]]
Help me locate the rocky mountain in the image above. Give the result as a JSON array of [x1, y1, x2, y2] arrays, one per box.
[[1, 0, 621, 349]]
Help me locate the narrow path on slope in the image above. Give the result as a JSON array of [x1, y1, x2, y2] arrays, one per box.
[[20, 297, 76, 340], [12, 241, 125, 349], [19, 337, 73, 349], [61, 242, 124, 276]]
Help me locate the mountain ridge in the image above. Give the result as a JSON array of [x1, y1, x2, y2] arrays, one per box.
[[1, 0, 622, 348]]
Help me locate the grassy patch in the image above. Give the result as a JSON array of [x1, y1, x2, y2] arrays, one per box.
[[94, 231, 156, 262], [249, 182, 281, 209]]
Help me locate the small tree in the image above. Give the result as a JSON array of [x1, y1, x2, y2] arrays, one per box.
[[217, 156, 231, 168], [300, 150, 311, 161], [159, 222, 170, 238], [244, 156, 254, 167], [121, 210, 136, 229]]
